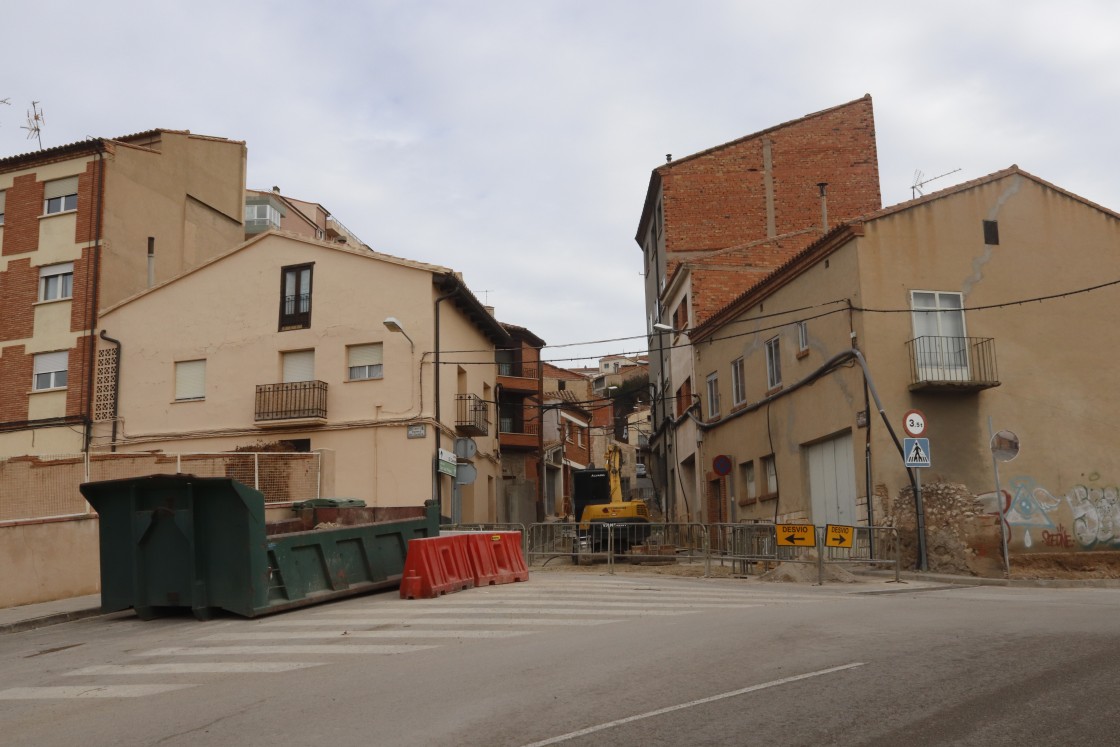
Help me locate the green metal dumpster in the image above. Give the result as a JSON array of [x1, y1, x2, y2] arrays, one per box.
[[80, 473, 438, 620]]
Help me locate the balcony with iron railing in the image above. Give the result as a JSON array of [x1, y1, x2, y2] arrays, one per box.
[[255, 380, 328, 425], [455, 393, 490, 436], [906, 336, 1000, 392]]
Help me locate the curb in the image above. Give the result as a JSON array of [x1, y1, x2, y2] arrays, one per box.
[[0, 606, 106, 635]]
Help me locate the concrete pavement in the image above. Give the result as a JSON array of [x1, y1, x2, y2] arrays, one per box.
[[0, 594, 103, 635]]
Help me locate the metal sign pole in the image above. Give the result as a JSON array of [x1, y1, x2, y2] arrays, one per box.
[[914, 467, 928, 571], [988, 417, 1011, 576]]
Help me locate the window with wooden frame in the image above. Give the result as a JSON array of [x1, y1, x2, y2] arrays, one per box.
[[279, 263, 313, 330]]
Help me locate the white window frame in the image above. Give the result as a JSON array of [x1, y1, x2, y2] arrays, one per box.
[[174, 359, 206, 401], [910, 290, 969, 378], [33, 351, 68, 391], [39, 262, 74, 302], [43, 177, 79, 216], [763, 455, 778, 494], [731, 357, 746, 406], [766, 336, 782, 389], [347, 343, 383, 381], [742, 461, 757, 499], [797, 321, 808, 352], [706, 372, 720, 418]]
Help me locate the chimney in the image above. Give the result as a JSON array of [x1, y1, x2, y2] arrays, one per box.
[[817, 182, 829, 232]]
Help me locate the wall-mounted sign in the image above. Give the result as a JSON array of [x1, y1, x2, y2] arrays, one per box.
[[407, 424, 427, 439], [713, 454, 732, 476]]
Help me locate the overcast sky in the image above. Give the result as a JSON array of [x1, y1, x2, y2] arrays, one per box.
[[3, 1, 1117, 365]]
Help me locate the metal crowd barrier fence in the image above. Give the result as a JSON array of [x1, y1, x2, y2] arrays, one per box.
[[819, 526, 900, 583], [527, 521, 902, 583]]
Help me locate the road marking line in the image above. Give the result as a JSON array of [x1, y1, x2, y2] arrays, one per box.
[[201, 630, 532, 641], [0, 685, 194, 699], [260, 618, 619, 627], [520, 662, 865, 747], [138, 644, 436, 656], [65, 663, 323, 675], [312, 607, 690, 616]]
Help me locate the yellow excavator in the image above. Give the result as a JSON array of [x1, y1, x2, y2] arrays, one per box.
[[572, 444, 650, 555]]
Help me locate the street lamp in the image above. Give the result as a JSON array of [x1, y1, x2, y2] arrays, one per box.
[[383, 316, 414, 352]]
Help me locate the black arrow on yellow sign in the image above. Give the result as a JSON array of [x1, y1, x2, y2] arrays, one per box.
[[784, 533, 809, 544]]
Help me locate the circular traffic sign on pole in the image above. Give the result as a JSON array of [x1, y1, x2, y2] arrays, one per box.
[[903, 409, 927, 437]]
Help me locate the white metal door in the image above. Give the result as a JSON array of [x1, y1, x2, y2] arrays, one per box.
[[806, 433, 857, 525]]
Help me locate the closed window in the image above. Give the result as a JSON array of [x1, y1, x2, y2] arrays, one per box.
[[706, 372, 720, 418], [763, 455, 778, 494], [766, 336, 782, 389], [174, 359, 206, 401], [797, 321, 808, 352], [348, 343, 383, 381], [731, 357, 746, 406], [282, 350, 315, 383], [279, 263, 313, 330], [0, 189, 6, 225], [39, 263, 74, 301], [741, 461, 756, 500], [245, 203, 282, 230], [33, 351, 68, 390], [44, 176, 79, 215]]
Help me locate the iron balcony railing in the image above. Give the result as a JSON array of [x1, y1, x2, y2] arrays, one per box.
[[906, 336, 999, 391], [256, 380, 328, 422], [455, 393, 490, 435]]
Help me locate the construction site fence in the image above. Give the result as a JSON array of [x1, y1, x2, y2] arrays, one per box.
[[0, 451, 322, 523], [526, 521, 900, 581]]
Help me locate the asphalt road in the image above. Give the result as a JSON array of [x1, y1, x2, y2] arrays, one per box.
[[2, 571, 1119, 746]]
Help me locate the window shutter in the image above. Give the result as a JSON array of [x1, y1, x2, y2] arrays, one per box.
[[34, 350, 68, 374], [39, 262, 74, 278], [44, 176, 79, 199], [348, 343, 382, 368], [0, 190, 6, 213], [282, 350, 315, 382], [174, 360, 206, 400]]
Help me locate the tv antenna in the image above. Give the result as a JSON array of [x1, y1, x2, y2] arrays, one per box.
[[0, 98, 8, 128], [22, 101, 44, 149], [911, 168, 961, 199]]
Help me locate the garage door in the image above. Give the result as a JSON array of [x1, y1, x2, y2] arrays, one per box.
[[806, 432, 857, 525]]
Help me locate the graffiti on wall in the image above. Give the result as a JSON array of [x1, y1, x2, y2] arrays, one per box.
[[978, 477, 1120, 551]]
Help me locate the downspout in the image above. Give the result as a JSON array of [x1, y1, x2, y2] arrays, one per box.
[[83, 143, 106, 454], [537, 349, 546, 518], [98, 330, 122, 452], [432, 281, 457, 517]]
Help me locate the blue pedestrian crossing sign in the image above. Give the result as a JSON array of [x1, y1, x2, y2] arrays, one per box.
[[904, 437, 931, 468]]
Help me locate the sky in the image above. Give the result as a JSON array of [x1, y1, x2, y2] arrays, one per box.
[[3, 1, 1118, 366]]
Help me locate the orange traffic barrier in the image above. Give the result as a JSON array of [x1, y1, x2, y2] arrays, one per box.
[[400, 535, 475, 599], [463, 532, 529, 586]]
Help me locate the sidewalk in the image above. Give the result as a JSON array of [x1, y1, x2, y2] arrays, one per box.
[[0, 594, 104, 635]]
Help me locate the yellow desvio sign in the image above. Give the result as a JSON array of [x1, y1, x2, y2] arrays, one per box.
[[825, 524, 854, 548], [776, 523, 815, 547]]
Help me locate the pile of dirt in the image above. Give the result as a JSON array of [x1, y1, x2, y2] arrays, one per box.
[[1011, 552, 1120, 579], [757, 562, 859, 584]]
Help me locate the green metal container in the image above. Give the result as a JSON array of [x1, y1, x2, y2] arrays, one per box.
[[80, 474, 438, 620]]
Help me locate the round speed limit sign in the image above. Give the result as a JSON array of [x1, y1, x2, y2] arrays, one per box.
[[903, 409, 926, 437]]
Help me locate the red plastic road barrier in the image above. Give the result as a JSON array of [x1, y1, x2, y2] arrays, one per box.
[[400, 535, 475, 599], [476, 531, 528, 585]]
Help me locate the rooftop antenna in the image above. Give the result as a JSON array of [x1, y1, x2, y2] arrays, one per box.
[[22, 101, 44, 149], [911, 167, 961, 199], [0, 98, 9, 127]]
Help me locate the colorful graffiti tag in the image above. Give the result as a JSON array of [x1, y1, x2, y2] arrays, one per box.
[[978, 477, 1120, 551]]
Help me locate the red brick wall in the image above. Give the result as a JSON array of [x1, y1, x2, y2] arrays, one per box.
[[0, 259, 37, 341], [75, 160, 101, 245], [660, 96, 881, 255], [0, 345, 31, 422], [65, 334, 92, 418], [2, 174, 44, 256], [69, 247, 97, 334]]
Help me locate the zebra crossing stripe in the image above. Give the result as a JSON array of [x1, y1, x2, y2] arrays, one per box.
[[65, 663, 323, 675], [310, 607, 691, 616], [0, 685, 194, 699], [201, 630, 532, 641], [260, 617, 620, 627], [139, 644, 435, 656]]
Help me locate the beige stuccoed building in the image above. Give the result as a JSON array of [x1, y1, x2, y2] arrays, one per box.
[[689, 166, 1120, 567], [96, 230, 509, 522]]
